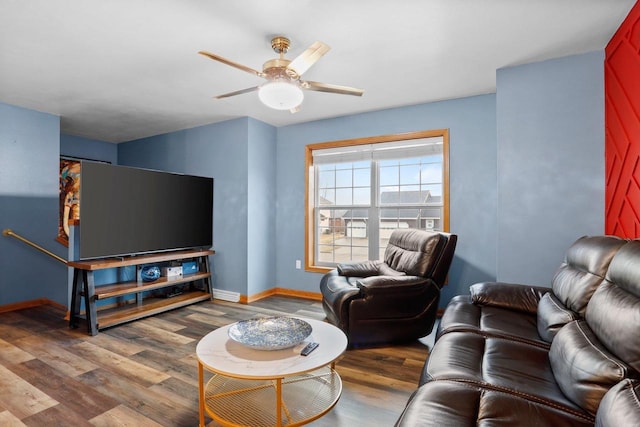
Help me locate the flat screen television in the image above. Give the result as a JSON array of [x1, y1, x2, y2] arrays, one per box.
[[78, 161, 213, 260]]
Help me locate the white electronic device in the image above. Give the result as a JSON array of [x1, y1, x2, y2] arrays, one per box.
[[162, 266, 183, 277]]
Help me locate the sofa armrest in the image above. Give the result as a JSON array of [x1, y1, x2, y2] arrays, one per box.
[[337, 260, 382, 277], [357, 275, 431, 296], [470, 282, 551, 314]]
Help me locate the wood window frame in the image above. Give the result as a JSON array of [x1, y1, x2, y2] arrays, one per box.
[[304, 129, 450, 273]]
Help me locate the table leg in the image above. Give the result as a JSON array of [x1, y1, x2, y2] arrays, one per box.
[[202, 255, 213, 300], [276, 378, 282, 427], [198, 361, 205, 427], [69, 268, 81, 329], [83, 270, 98, 336]]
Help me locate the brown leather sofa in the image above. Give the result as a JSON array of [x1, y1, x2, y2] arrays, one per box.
[[320, 229, 457, 347], [395, 235, 640, 427]]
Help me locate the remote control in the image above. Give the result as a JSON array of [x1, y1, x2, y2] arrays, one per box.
[[301, 342, 319, 356]]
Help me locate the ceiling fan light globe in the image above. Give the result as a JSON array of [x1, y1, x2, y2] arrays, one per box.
[[259, 81, 304, 110]]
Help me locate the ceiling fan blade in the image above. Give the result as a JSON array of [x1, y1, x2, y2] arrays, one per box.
[[303, 81, 364, 96], [287, 41, 330, 76], [214, 86, 259, 99], [198, 51, 264, 78]]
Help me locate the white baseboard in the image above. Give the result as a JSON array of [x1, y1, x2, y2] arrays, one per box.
[[212, 288, 240, 302]]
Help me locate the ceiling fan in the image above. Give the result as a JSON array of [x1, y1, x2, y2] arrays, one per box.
[[198, 36, 364, 112]]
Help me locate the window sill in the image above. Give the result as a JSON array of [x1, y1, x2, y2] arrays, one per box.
[[306, 265, 333, 274]]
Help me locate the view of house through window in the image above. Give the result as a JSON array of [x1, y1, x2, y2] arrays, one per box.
[[305, 130, 449, 271]]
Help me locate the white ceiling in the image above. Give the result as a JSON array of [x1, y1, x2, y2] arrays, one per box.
[[0, 0, 635, 143]]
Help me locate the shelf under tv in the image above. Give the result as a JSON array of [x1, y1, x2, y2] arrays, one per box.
[[91, 272, 212, 300], [69, 248, 215, 335], [97, 291, 212, 329]]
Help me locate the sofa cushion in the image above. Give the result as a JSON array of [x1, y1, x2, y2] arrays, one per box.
[[537, 292, 579, 342], [550, 235, 625, 316], [436, 295, 546, 348], [550, 320, 630, 415], [395, 380, 594, 427], [422, 332, 585, 414], [586, 240, 640, 373], [377, 263, 406, 276], [596, 379, 640, 427], [532, 235, 626, 343]]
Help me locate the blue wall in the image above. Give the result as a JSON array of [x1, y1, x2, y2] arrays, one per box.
[[118, 118, 252, 297], [275, 95, 498, 305], [60, 134, 118, 165], [0, 102, 67, 306], [496, 51, 605, 284], [247, 119, 277, 296]]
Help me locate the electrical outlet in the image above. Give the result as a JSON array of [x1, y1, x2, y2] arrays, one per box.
[[296, 260, 301, 269]]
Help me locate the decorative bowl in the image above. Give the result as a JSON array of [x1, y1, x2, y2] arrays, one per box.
[[141, 265, 161, 282], [228, 317, 312, 350]]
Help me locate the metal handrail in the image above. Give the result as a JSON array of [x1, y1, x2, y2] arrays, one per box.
[[2, 229, 68, 265]]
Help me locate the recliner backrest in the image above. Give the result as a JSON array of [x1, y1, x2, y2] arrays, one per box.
[[548, 239, 640, 416], [537, 235, 627, 342], [585, 239, 640, 373], [551, 235, 626, 315], [384, 229, 454, 280], [431, 233, 457, 287]]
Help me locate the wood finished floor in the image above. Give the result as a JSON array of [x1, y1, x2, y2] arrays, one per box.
[[0, 296, 429, 426]]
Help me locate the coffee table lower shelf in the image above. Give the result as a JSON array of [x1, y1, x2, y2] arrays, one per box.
[[203, 366, 342, 427]]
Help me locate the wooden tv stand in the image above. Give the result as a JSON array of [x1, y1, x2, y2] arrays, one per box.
[[68, 249, 215, 335]]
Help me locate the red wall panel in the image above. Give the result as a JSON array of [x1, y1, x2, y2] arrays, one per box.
[[605, 1, 640, 237]]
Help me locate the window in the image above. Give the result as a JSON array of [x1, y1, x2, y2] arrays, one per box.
[[305, 130, 449, 271]]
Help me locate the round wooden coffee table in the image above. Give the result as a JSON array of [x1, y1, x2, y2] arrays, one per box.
[[196, 317, 348, 427]]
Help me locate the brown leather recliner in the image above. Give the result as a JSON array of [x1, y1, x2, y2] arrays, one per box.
[[319, 229, 457, 347]]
